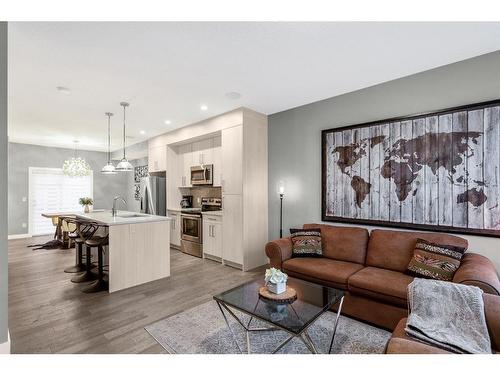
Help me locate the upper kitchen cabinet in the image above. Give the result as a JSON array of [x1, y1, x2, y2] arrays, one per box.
[[166, 145, 181, 209], [178, 143, 193, 187], [212, 136, 222, 187], [192, 138, 213, 166], [149, 145, 167, 172], [221, 126, 243, 195]]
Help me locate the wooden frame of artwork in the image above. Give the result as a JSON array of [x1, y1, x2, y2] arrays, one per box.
[[322, 99, 500, 237]]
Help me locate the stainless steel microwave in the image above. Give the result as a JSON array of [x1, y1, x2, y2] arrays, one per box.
[[190, 164, 213, 186]]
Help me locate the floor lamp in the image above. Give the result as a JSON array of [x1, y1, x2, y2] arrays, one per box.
[[279, 184, 284, 238]]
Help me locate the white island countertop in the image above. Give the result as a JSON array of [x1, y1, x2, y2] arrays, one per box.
[[75, 210, 171, 226]]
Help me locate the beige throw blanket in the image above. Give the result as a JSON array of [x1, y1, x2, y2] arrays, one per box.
[[405, 278, 491, 354]]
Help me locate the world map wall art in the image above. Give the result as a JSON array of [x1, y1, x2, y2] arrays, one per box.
[[322, 100, 500, 237]]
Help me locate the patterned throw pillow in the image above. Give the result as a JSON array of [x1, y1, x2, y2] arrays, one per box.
[[290, 228, 322, 258], [407, 239, 466, 281]]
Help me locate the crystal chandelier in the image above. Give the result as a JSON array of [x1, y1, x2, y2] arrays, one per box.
[[63, 140, 92, 177], [115, 101, 133, 172], [101, 112, 116, 174]]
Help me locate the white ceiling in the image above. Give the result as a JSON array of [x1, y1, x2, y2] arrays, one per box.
[[8, 22, 500, 152]]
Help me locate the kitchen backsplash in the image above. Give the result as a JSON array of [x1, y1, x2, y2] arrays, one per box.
[[179, 186, 222, 208]]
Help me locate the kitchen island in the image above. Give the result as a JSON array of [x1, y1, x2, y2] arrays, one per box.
[[76, 210, 171, 293]]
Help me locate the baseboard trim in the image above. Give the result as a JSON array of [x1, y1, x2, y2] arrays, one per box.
[[8, 233, 32, 240], [0, 331, 11, 354]]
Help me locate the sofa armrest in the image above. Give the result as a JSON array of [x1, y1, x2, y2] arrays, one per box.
[[265, 237, 293, 269], [453, 253, 500, 295], [484, 294, 500, 352], [385, 337, 450, 354]]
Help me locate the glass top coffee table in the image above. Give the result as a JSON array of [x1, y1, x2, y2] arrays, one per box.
[[213, 277, 344, 354]]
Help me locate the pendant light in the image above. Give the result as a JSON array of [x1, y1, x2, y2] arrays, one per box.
[[115, 101, 133, 172], [62, 140, 92, 177], [101, 112, 116, 174]]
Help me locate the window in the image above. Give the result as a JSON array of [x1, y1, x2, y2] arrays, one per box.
[[29, 167, 93, 235]]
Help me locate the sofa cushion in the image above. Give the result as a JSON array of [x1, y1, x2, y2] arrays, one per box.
[[282, 257, 364, 289], [303, 224, 368, 264], [407, 239, 466, 281], [348, 267, 414, 307], [366, 229, 468, 272]]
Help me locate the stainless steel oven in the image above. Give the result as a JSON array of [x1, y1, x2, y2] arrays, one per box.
[[181, 212, 202, 257], [190, 164, 213, 186]]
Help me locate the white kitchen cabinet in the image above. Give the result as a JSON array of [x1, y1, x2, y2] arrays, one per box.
[[192, 138, 213, 166], [149, 145, 166, 172], [222, 194, 243, 265], [203, 214, 222, 260], [168, 210, 181, 248], [166, 146, 181, 210], [221, 126, 243, 194], [178, 143, 193, 187], [212, 136, 222, 187]]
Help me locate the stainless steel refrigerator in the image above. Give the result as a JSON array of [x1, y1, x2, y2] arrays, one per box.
[[140, 175, 166, 216]]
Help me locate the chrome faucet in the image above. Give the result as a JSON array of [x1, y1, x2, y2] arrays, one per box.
[[112, 196, 127, 217]]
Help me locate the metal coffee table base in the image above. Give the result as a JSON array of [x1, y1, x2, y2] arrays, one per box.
[[216, 296, 344, 354]]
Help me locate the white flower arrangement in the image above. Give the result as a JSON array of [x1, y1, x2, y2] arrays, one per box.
[[265, 268, 288, 294], [265, 267, 288, 284]]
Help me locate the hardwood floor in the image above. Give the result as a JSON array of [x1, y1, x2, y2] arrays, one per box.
[[8, 236, 266, 353]]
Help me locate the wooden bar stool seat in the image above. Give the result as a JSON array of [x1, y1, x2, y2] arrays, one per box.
[[85, 236, 108, 247]]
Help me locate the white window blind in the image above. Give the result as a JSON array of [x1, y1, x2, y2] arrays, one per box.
[[29, 167, 93, 235]]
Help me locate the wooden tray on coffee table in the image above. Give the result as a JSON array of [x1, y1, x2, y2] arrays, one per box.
[[258, 286, 297, 303]]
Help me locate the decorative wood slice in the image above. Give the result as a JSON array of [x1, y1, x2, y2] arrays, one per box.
[[258, 286, 297, 303]]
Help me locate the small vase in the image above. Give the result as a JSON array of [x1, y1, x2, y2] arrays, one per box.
[[84, 205, 90, 213], [267, 281, 286, 295]]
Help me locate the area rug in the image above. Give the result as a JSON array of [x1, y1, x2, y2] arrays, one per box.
[[145, 301, 391, 354]]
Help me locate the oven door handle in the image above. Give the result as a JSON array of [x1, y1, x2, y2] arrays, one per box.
[[181, 213, 202, 219]]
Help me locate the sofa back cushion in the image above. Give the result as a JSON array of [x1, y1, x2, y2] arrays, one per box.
[[366, 229, 468, 272], [303, 223, 368, 264]]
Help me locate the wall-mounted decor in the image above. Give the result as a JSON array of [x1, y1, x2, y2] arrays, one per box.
[[134, 165, 148, 183], [322, 100, 500, 237], [134, 184, 141, 201], [134, 165, 148, 201]]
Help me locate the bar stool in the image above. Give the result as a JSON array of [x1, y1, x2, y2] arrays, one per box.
[[64, 219, 95, 273], [81, 227, 109, 293], [71, 222, 100, 283], [64, 218, 93, 273]]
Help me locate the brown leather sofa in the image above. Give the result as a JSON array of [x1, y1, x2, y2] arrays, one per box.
[[386, 293, 500, 354], [265, 224, 500, 332]]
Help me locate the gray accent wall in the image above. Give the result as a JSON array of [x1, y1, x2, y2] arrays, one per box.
[[111, 140, 148, 161], [1, 22, 8, 346], [268, 50, 500, 271], [8, 142, 128, 235]]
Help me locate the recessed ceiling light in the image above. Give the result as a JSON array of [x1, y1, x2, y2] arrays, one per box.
[[225, 91, 242, 100], [140, 130, 146, 135], [56, 86, 71, 94], [164, 120, 171, 125], [200, 104, 208, 111]]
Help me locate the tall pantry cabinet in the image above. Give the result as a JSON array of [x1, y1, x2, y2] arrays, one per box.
[[221, 110, 268, 271]]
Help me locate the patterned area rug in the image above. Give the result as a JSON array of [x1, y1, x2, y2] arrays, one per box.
[[145, 301, 391, 354]]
